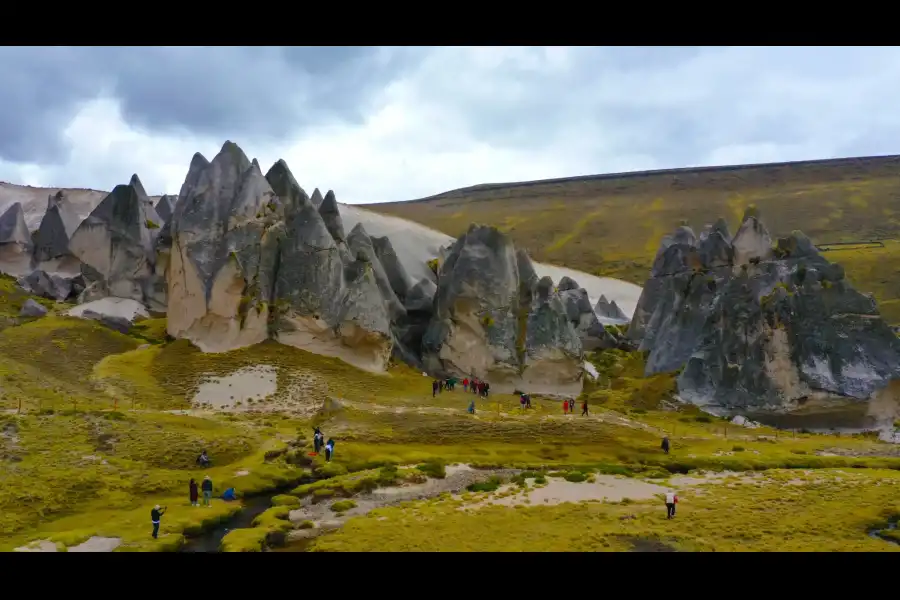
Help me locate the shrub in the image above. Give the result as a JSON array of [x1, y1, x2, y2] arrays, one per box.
[[330, 500, 357, 513], [732, 446, 745, 452], [694, 415, 712, 423], [298, 520, 315, 530], [563, 471, 587, 483], [466, 476, 502, 493], [314, 462, 347, 478], [271, 494, 301, 507], [416, 460, 447, 479]]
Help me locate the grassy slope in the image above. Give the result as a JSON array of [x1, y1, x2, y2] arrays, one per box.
[[0, 282, 898, 551], [364, 155, 900, 323]]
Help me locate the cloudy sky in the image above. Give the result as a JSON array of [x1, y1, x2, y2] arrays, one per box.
[[1, 46, 899, 203]]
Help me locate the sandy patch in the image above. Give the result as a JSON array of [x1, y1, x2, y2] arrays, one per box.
[[474, 475, 670, 509], [234, 470, 250, 477], [192, 365, 277, 409], [68, 536, 122, 552], [68, 297, 149, 322], [14, 540, 58, 552]]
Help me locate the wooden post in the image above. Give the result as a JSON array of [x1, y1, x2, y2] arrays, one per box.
[[17, 397, 21, 414]]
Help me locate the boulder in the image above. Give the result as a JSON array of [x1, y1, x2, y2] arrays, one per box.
[[266, 160, 393, 373], [731, 207, 773, 266], [18, 269, 82, 302], [19, 299, 48, 318], [67, 297, 149, 332], [166, 141, 280, 352], [347, 224, 406, 322], [0, 202, 34, 276], [68, 174, 160, 306], [559, 285, 616, 350], [558, 276, 580, 292], [319, 190, 345, 244]]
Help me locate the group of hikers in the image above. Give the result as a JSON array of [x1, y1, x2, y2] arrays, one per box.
[[561, 398, 589, 416], [432, 377, 491, 398], [312, 427, 336, 461]]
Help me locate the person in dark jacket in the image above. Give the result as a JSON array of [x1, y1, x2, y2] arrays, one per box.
[[432, 380, 439, 398], [467, 400, 476, 414], [581, 400, 589, 416], [568, 398, 575, 414], [189, 478, 199, 507], [197, 450, 210, 468], [151, 504, 166, 539], [661, 436, 671, 455], [325, 438, 335, 462], [201, 475, 213, 507], [483, 382, 490, 398]]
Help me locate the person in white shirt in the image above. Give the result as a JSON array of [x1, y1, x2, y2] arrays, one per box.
[[665, 491, 678, 519]]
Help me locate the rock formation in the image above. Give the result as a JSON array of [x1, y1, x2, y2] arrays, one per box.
[[630, 209, 900, 427], [32, 192, 81, 269], [166, 142, 281, 352], [265, 159, 393, 373], [422, 225, 584, 395], [557, 277, 617, 350], [310, 188, 324, 209], [68, 174, 160, 306], [0, 202, 34, 276], [155, 195, 176, 224], [594, 295, 628, 322]]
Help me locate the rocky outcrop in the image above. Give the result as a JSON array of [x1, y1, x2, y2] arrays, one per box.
[[265, 159, 393, 373], [32, 192, 81, 270], [310, 188, 324, 209], [155, 195, 176, 224], [631, 210, 900, 426], [18, 269, 83, 302], [558, 283, 617, 351], [166, 142, 281, 352], [372, 235, 412, 302], [594, 295, 628, 323], [68, 174, 160, 306], [0, 202, 34, 276], [422, 225, 583, 395]]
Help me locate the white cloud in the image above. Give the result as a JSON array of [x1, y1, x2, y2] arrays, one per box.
[[2, 46, 900, 204]]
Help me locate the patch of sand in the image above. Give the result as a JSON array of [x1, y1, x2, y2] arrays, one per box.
[[14, 540, 58, 552], [68, 536, 122, 552], [476, 475, 670, 509], [192, 365, 277, 409], [234, 470, 250, 477], [68, 297, 149, 322]]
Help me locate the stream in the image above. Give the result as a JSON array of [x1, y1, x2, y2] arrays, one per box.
[[868, 519, 899, 546]]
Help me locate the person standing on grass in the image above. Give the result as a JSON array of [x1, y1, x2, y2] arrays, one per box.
[[568, 398, 575, 414], [661, 436, 670, 455], [467, 399, 476, 414], [463, 378, 469, 392], [581, 399, 589, 416], [325, 438, 335, 462], [201, 476, 213, 507], [664, 491, 678, 519], [151, 504, 167, 539], [189, 478, 199, 507], [432, 380, 439, 398], [562, 399, 569, 415]]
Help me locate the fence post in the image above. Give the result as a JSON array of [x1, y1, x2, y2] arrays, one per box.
[[17, 397, 21, 414]]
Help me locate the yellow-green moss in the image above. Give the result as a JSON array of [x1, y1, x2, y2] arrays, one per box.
[[271, 494, 301, 507], [330, 500, 357, 513], [220, 527, 268, 552]]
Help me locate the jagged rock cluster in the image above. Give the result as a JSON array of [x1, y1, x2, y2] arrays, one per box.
[[630, 209, 900, 424]]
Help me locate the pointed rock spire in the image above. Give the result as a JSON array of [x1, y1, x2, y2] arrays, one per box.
[[319, 190, 346, 243]]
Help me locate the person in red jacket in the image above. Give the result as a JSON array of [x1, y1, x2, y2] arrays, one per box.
[[562, 399, 569, 415], [463, 378, 469, 392], [665, 491, 678, 519]]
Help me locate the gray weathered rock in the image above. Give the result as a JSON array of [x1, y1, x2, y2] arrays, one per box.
[[310, 188, 324, 209], [372, 235, 412, 301], [347, 224, 406, 322], [81, 309, 133, 334], [559, 285, 617, 351], [266, 160, 394, 372], [319, 190, 345, 244], [19, 298, 48, 318], [155, 195, 176, 224], [558, 276, 580, 292], [167, 141, 280, 352], [631, 212, 900, 426], [0, 202, 34, 276], [33, 192, 81, 268], [68, 175, 159, 305], [423, 225, 583, 395], [18, 269, 82, 302]]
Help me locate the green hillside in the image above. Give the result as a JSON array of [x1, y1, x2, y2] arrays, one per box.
[[365, 155, 900, 323]]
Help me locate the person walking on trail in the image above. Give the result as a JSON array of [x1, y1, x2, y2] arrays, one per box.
[[189, 478, 199, 507], [568, 398, 575, 414], [562, 399, 569, 415], [484, 382, 490, 398], [467, 399, 476, 414], [325, 438, 335, 462], [196, 450, 210, 468], [151, 504, 167, 539], [463, 378, 469, 392], [525, 394, 531, 409], [581, 400, 589, 416], [432, 380, 439, 398], [201, 476, 213, 507], [661, 436, 671, 455], [664, 491, 678, 519]]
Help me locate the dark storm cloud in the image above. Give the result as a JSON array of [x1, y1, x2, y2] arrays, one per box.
[[0, 46, 420, 164]]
